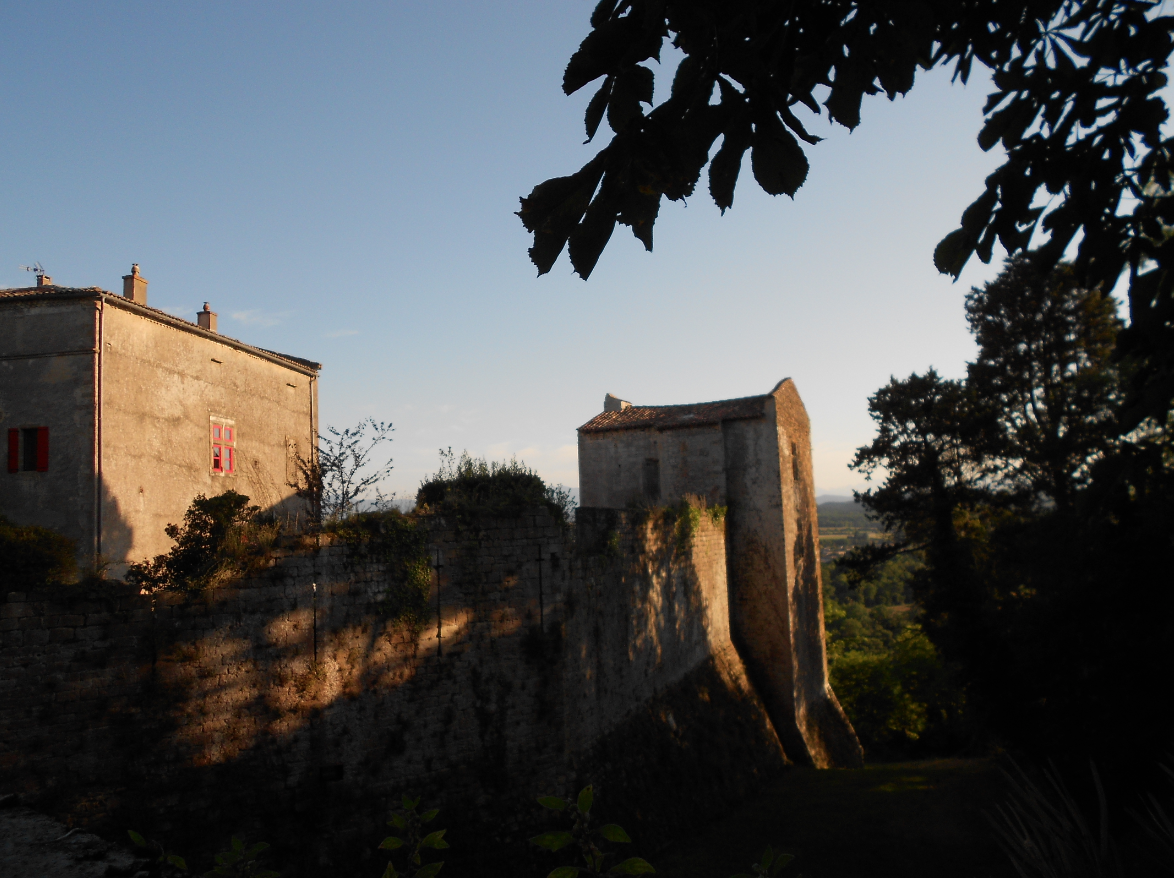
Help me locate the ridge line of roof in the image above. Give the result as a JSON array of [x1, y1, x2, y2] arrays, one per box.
[[0, 286, 321, 375], [578, 392, 769, 433]]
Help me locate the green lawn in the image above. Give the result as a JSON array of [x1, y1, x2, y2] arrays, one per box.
[[656, 759, 1011, 878]]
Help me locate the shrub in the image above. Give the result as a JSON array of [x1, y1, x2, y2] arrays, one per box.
[[416, 449, 575, 524], [329, 509, 432, 634], [824, 558, 968, 758], [126, 491, 276, 593], [0, 515, 77, 590]]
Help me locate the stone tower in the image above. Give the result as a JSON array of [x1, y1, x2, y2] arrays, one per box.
[[578, 379, 863, 767]]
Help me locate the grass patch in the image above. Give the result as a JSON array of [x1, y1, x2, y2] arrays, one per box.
[[656, 759, 1008, 878]]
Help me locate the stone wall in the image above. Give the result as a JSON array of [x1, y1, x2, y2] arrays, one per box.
[[0, 507, 783, 875]]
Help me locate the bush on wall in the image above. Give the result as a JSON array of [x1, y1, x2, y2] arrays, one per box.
[[416, 448, 575, 524], [126, 491, 277, 593], [0, 515, 77, 590]]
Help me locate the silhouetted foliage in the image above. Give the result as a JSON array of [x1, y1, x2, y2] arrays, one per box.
[[521, 0, 1174, 436], [845, 255, 1174, 776], [0, 514, 77, 590]]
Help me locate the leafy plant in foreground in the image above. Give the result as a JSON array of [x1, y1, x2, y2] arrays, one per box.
[[379, 794, 449, 878], [204, 836, 279, 878], [730, 845, 797, 878], [128, 830, 279, 878], [128, 830, 189, 876], [530, 785, 654, 878]]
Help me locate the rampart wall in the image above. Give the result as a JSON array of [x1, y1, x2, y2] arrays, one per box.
[[0, 508, 784, 875]]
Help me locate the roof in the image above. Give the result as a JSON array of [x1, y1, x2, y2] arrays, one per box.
[[579, 394, 767, 433], [0, 285, 321, 376]]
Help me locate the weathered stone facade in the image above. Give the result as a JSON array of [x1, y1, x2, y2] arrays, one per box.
[[0, 272, 319, 574], [0, 508, 784, 874], [578, 380, 863, 768]]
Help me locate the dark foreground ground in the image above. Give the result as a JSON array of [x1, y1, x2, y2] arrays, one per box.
[[0, 759, 1009, 877], [656, 758, 1010, 878]]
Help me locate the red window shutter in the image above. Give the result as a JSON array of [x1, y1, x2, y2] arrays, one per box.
[[6, 429, 17, 473], [36, 427, 49, 472]]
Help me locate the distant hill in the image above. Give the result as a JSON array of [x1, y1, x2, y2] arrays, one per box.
[[816, 495, 855, 505], [816, 499, 873, 531]]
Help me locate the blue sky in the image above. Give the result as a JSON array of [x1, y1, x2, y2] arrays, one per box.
[[1, 1, 1014, 498]]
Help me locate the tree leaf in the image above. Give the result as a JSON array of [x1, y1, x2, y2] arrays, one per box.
[[607, 70, 646, 133], [759, 845, 773, 868], [618, 187, 660, 252], [549, 868, 582, 878], [577, 785, 595, 815], [709, 123, 751, 213], [750, 124, 808, 197], [537, 796, 568, 811], [420, 830, 449, 850], [590, 0, 618, 28], [519, 153, 609, 275], [413, 861, 444, 878], [127, 831, 147, 848], [421, 809, 440, 824], [600, 824, 632, 843], [390, 815, 408, 830], [167, 854, 188, 870], [564, 17, 652, 96], [608, 856, 656, 875], [585, 78, 613, 142], [381, 837, 405, 850], [933, 228, 973, 277], [769, 853, 794, 875], [567, 177, 620, 278], [530, 831, 576, 852]]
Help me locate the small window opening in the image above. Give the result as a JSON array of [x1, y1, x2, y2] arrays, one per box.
[[642, 457, 660, 502], [7, 427, 49, 473], [211, 420, 236, 474]]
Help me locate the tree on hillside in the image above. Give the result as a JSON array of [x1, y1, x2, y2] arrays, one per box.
[[518, 0, 1174, 426], [842, 255, 1168, 765], [965, 256, 1123, 510]]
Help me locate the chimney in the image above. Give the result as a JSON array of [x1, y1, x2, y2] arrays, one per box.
[[122, 264, 148, 304], [197, 302, 218, 332], [36, 273, 52, 287], [604, 393, 632, 412]]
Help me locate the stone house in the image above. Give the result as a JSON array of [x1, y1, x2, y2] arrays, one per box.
[[0, 266, 320, 573], [578, 379, 863, 767]]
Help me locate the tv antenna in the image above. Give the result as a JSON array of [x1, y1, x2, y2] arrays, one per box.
[[20, 262, 46, 280]]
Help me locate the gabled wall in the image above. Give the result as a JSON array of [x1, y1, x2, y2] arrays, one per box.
[[100, 305, 316, 567], [0, 293, 318, 573], [0, 299, 99, 555]]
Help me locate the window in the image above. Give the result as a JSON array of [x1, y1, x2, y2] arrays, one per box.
[[7, 427, 49, 473], [643, 457, 660, 502], [210, 420, 236, 474]]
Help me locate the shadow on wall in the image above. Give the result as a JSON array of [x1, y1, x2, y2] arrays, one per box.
[[97, 480, 134, 577], [2, 506, 782, 877]]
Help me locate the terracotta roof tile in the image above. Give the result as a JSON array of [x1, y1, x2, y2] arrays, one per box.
[[579, 394, 766, 433]]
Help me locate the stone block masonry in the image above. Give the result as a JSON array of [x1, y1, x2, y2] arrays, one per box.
[[0, 507, 784, 875]]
